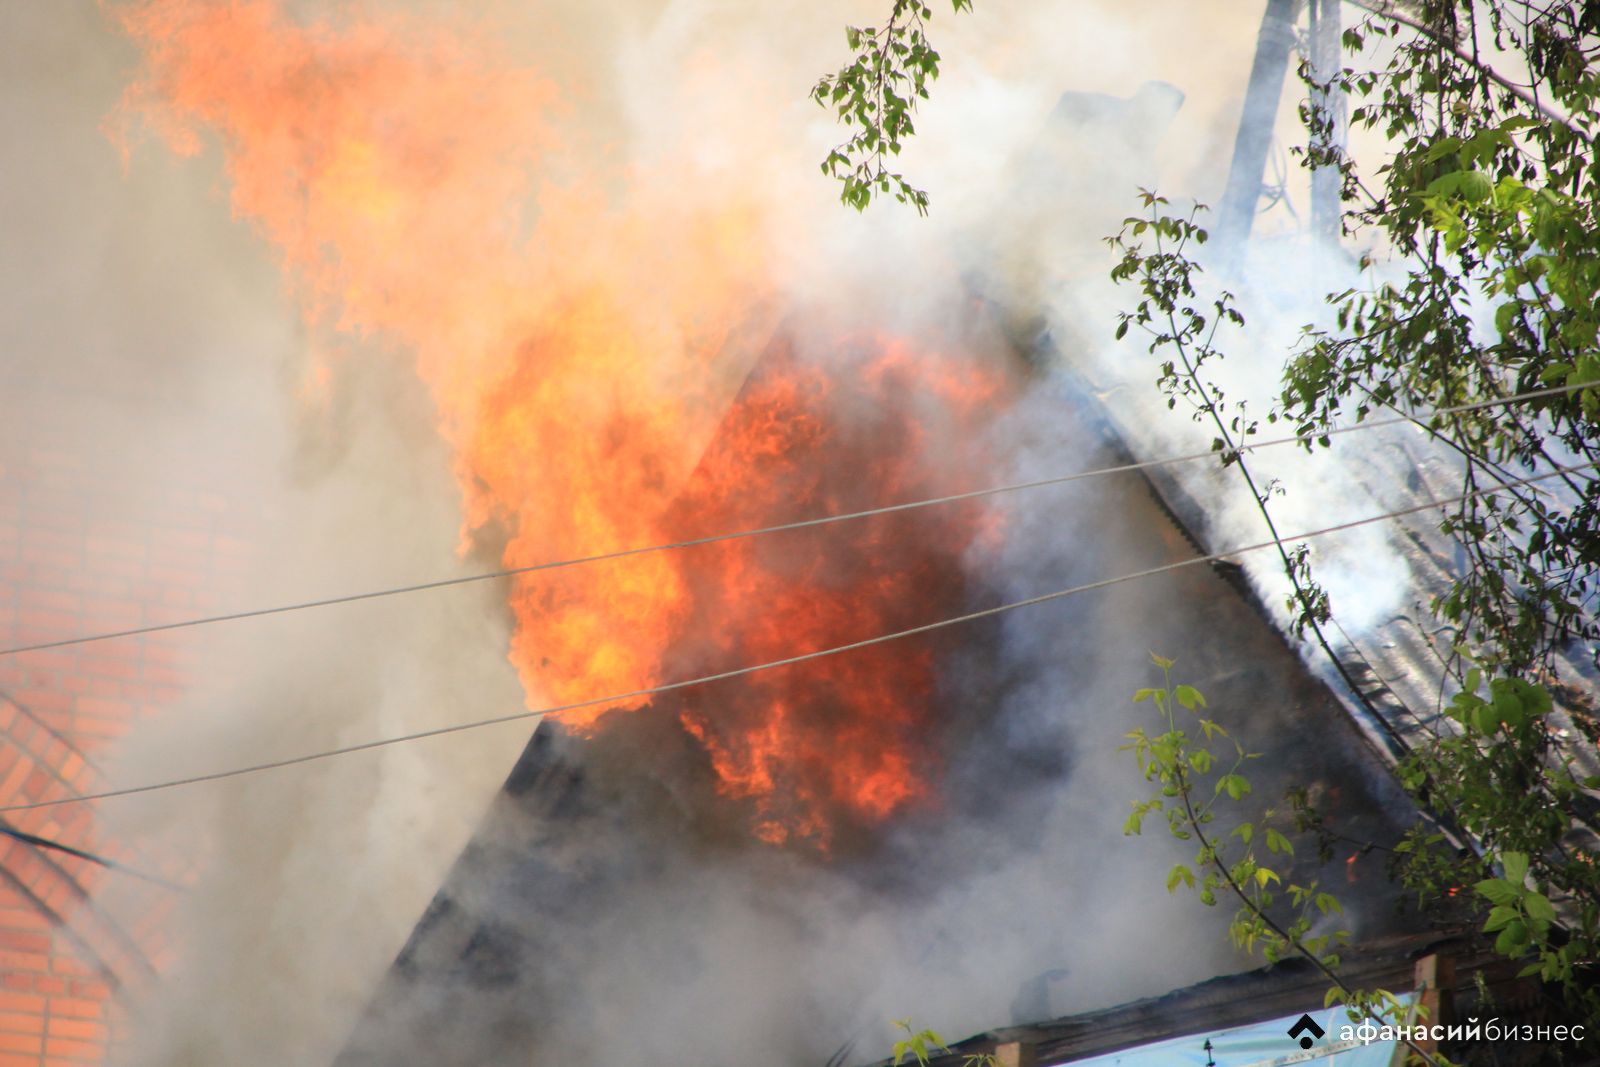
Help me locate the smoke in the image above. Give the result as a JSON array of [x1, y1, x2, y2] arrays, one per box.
[[3, 3, 534, 1063], [0, 2, 1422, 1065]]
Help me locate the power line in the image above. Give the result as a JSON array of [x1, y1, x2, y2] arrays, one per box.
[[2, 457, 1592, 816], [0, 380, 1590, 660], [0, 824, 182, 890]]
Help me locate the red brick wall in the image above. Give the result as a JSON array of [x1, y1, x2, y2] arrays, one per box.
[[0, 378, 256, 1065]]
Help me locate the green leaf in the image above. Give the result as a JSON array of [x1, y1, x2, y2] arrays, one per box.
[[1502, 851, 1530, 885], [1167, 863, 1195, 892], [1473, 700, 1500, 734], [1525, 893, 1557, 924], [1174, 684, 1206, 710], [1424, 136, 1464, 163], [1494, 919, 1529, 956], [1216, 774, 1251, 800], [1475, 878, 1520, 906]]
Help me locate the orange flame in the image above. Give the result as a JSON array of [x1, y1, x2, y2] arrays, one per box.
[[116, 0, 1014, 848], [661, 338, 1008, 846]]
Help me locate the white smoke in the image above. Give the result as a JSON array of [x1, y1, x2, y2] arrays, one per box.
[[0, 3, 1423, 1065]]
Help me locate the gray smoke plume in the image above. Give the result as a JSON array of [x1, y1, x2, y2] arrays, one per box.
[[0, 4, 1420, 1065]]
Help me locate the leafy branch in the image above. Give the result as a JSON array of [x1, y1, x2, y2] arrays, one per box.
[[1105, 196, 1429, 759], [1109, 191, 1600, 1029], [811, 1, 975, 215], [1123, 657, 1442, 1064], [888, 1019, 1001, 1067], [1400, 666, 1600, 1009]]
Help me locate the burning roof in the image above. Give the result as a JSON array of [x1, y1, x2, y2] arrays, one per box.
[[56, 2, 1459, 1063]]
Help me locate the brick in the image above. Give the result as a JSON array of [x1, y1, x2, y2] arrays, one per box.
[[4, 651, 73, 676], [44, 958, 90, 980], [79, 597, 142, 625], [21, 771, 50, 801], [64, 982, 106, 1002], [0, 953, 45, 976], [18, 591, 79, 616], [77, 555, 142, 582], [0, 761, 33, 803], [44, 1036, 100, 1060], [144, 557, 204, 582], [0, 1012, 41, 1036], [54, 756, 84, 790], [79, 678, 121, 700], [19, 546, 78, 572], [15, 570, 73, 598], [68, 697, 128, 720], [30, 979, 64, 997], [0, 932, 50, 956], [10, 690, 69, 716], [29, 888, 72, 920], [0, 912, 48, 934], [0, 1053, 41, 1067], [0, 994, 44, 1016], [46, 1017, 104, 1043], [9, 720, 44, 752], [13, 611, 79, 640], [67, 717, 129, 740], [0, 1032, 41, 1055], [80, 538, 142, 563], [79, 657, 140, 683], [17, 511, 81, 540], [138, 665, 183, 687], [44, 998, 99, 1020], [64, 572, 127, 597]]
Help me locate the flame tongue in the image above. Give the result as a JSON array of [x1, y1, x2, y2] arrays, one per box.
[[118, 0, 1015, 851], [647, 337, 1008, 849]]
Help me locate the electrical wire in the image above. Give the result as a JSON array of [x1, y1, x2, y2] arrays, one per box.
[[0, 380, 1591, 660], [1, 457, 1592, 816], [0, 824, 182, 890]]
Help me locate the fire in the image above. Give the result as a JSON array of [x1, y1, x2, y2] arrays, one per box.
[[115, 0, 1014, 848], [661, 338, 1007, 846]]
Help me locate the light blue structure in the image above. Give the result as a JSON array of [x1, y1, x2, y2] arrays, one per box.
[[1067, 998, 1414, 1067]]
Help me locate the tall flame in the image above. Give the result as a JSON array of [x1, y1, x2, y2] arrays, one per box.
[[116, 0, 1013, 849]]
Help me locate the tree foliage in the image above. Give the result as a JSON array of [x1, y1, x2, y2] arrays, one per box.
[[1109, 0, 1600, 1032], [1285, 0, 1600, 1027], [1288, 1, 1600, 677], [816, 0, 1600, 1043], [812, 1, 975, 214], [1124, 658, 1431, 1057], [886, 1019, 1001, 1067]]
